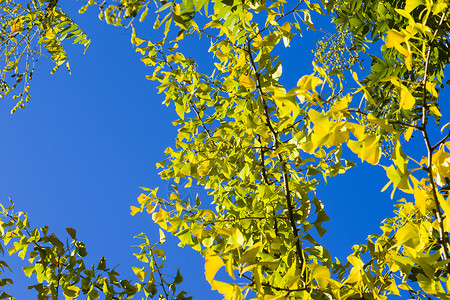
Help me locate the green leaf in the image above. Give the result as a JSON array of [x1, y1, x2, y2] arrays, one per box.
[[66, 227, 76, 240]]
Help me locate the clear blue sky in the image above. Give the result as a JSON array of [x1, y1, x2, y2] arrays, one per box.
[[0, 1, 424, 298]]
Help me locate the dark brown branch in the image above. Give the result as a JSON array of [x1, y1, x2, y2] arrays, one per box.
[[245, 38, 305, 273], [419, 8, 450, 272], [258, 135, 275, 185], [152, 252, 170, 299]]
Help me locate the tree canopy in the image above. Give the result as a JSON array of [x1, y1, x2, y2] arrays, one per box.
[[1, 0, 450, 299]]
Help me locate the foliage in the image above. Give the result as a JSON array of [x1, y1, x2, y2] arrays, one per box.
[[0, 0, 90, 113], [1, 0, 450, 299]]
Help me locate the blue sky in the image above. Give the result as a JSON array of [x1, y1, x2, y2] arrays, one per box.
[[0, 1, 418, 298]]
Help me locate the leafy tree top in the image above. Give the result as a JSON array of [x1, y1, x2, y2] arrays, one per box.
[[1, 0, 450, 299]]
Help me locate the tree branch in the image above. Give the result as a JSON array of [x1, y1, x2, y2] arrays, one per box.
[[258, 135, 275, 185], [245, 38, 305, 273], [419, 8, 450, 272]]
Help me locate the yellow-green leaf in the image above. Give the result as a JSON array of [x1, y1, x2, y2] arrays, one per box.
[[386, 29, 406, 48]]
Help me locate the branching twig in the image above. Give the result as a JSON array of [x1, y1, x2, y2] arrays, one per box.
[[245, 38, 304, 273], [248, 1, 304, 42], [419, 8, 450, 272], [431, 130, 450, 151]]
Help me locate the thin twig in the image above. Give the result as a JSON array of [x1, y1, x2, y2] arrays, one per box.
[[419, 8, 450, 272], [431, 130, 450, 151], [248, 1, 304, 42]]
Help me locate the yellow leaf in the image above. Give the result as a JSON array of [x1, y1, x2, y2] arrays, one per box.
[[352, 71, 376, 105], [310, 263, 331, 289], [387, 281, 401, 296], [429, 105, 441, 116], [225, 255, 236, 279], [137, 193, 149, 204], [132, 266, 147, 281], [426, 81, 439, 98], [205, 252, 224, 283], [62, 285, 80, 298], [441, 122, 450, 134], [210, 280, 236, 300], [297, 75, 322, 91], [130, 206, 141, 216], [273, 88, 300, 118], [367, 113, 396, 133], [347, 135, 381, 165], [413, 185, 428, 215], [405, 126, 414, 141], [245, 11, 253, 21], [173, 3, 181, 15], [146, 204, 157, 214], [346, 256, 363, 283], [405, 0, 426, 13], [325, 122, 349, 147], [395, 223, 420, 248], [400, 85, 416, 109], [386, 29, 406, 48], [346, 123, 365, 140], [437, 192, 450, 219], [198, 160, 212, 177], [309, 109, 329, 132], [239, 75, 256, 91], [10, 20, 22, 34], [434, 2, 448, 14], [134, 37, 146, 46], [231, 228, 244, 246], [328, 94, 351, 114], [433, 149, 450, 178], [382, 164, 413, 197]]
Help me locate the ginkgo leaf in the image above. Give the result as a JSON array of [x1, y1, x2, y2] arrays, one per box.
[[133, 37, 146, 46], [395, 223, 420, 248], [205, 252, 224, 283], [346, 256, 363, 283], [437, 193, 450, 219], [231, 228, 244, 246], [62, 285, 80, 298], [310, 263, 331, 289], [23, 266, 34, 277], [429, 105, 441, 116], [404, 0, 426, 13], [325, 122, 349, 147], [130, 206, 141, 216], [433, 149, 450, 178], [10, 20, 22, 34], [297, 75, 322, 91], [347, 135, 381, 165], [309, 109, 329, 132], [239, 243, 261, 264], [400, 85, 415, 109], [382, 164, 413, 197], [386, 29, 406, 48], [211, 280, 236, 300], [240, 75, 256, 90]]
